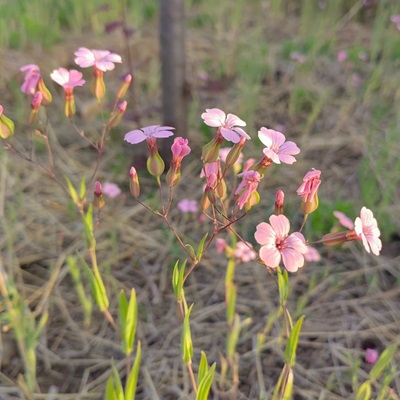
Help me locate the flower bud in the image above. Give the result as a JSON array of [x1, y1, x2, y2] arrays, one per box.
[[91, 67, 106, 100], [64, 90, 76, 118], [320, 229, 359, 247], [28, 92, 43, 125], [226, 137, 245, 167], [166, 166, 181, 187], [0, 106, 15, 140], [37, 78, 52, 105], [93, 181, 105, 208], [147, 150, 165, 177], [200, 191, 211, 211], [274, 190, 284, 215], [117, 73, 132, 99], [202, 137, 222, 163], [107, 100, 127, 128], [129, 166, 140, 198]]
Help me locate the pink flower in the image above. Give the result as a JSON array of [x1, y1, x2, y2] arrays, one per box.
[[103, 182, 122, 198], [235, 170, 261, 210], [258, 128, 300, 164], [351, 73, 362, 88], [171, 137, 191, 161], [178, 199, 198, 213], [337, 50, 348, 63], [333, 211, 354, 230], [124, 125, 175, 145], [234, 241, 257, 263], [291, 51, 306, 64], [243, 158, 256, 172], [201, 160, 220, 189], [354, 207, 382, 255], [216, 238, 227, 254], [304, 246, 321, 262], [365, 348, 379, 364], [201, 108, 250, 143], [50, 68, 85, 89], [20, 64, 41, 94], [297, 170, 321, 203], [255, 215, 307, 272], [390, 15, 400, 30], [74, 47, 122, 71]]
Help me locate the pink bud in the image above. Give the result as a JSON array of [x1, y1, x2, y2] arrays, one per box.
[[117, 73, 132, 99], [274, 190, 285, 215], [215, 238, 227, 253], [31, 92, 43, 110], [129, 166, 140, 198], [94, 181, 103, 197], [93, 181, 105, 208], [365, 348, 379, 364]]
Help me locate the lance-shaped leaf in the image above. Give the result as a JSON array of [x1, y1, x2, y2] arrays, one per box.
[[196, 362, 216, 400], [356, 381, 371, 400], [227, 313, 241, 359], [181, 304, 194, 364], [125, 341, 142, 400], [65, 176, 79, 206], [119, 289, 138, 356], [197, 351, 209, 387], [277, 266, 289, 305], [196, 233, 208, 261], [78, 252, 109, 311], [370, 344, 397, 381], [172, 259, 186, 302], [284, 315, 305, 367], [226, 283, 237, 326]]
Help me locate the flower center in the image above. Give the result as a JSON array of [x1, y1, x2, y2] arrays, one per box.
[[275, 238, 286, 252]]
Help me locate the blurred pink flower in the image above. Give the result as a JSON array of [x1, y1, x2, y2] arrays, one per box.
[[354, 207, 382, 255], [333, 211, 354, 230], [297, 169, 321, 202], [255, 214, 307, 272], [20, 64, 41, 94], [351, 73, 362, 88], [234, 241, 257, 263], [337, 50, 348, 63], [50, 68, 85, 89], [201, 108, 250, 143], [258, 128, 300, 164], [124, 125, 175, 145], [291, 51, 306, 64], [390, 15, 400, 30], [365, 348, 379, 364], [103, 182, 121, 198], [216, 238, 227, 253], [74, 47, 122, 71], [178, 199, 198, 213], [243, 158, 256, 172], [235, 170, 261, 210], [304, 246, 321, 262]]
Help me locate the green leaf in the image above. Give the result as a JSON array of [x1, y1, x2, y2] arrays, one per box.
[[197, 351, 209, 387], [125, 341, 142, 400], [172, 259, 186, 302], [284, 315, 305, 367], [78, 252, 109, 311], [181, 304, 194, 364], [272, 364, 286, 400], [356, 381, 371, 400], [65, 176, 79, 205], [111, 362, 124, 400], [370, 344, 397, 381], [33, 310, 48, 343], [196, 362, 216, 400], [124, 289, 138, 356], [119, 290, 128, 333], [82, 205, 95, 245], [277, 267, 289, 304], [79, 177, 86, 200], [105, 376, 115, 400], [225, 259, 235, 287], [196, 233, 208, 261], [186, 243, 196, 259], [227, 314, 240, 358]]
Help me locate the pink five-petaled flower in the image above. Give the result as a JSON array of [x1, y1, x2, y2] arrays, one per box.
[[255, 214, 307, 272], [178, 199, 198, 213], [354, 207, 382, 256], [124, 125, 175, 145], [20, 64, 41, 94], [234, 241, 257, 263], [201, 108, 250, 143], [258, 127, 300, 164], [74, 48, 122, 72], [102, 182, 122, 199], [50, 68, 85, 90], [235, 170, 261, 210]]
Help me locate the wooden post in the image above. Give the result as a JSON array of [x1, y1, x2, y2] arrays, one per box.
[[159, 0, 188, 151]]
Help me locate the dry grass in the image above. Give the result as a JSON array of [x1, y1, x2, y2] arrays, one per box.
[[1, 3, 399, 400]]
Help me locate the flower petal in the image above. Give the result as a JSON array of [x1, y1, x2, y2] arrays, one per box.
[[124, 130, 147, 144], [254, 222, 276, 246], [220, 127, 240, 143], [259, 246, 281, 268], [282, 248, 305, 272], [269, 214, 290, 239]]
